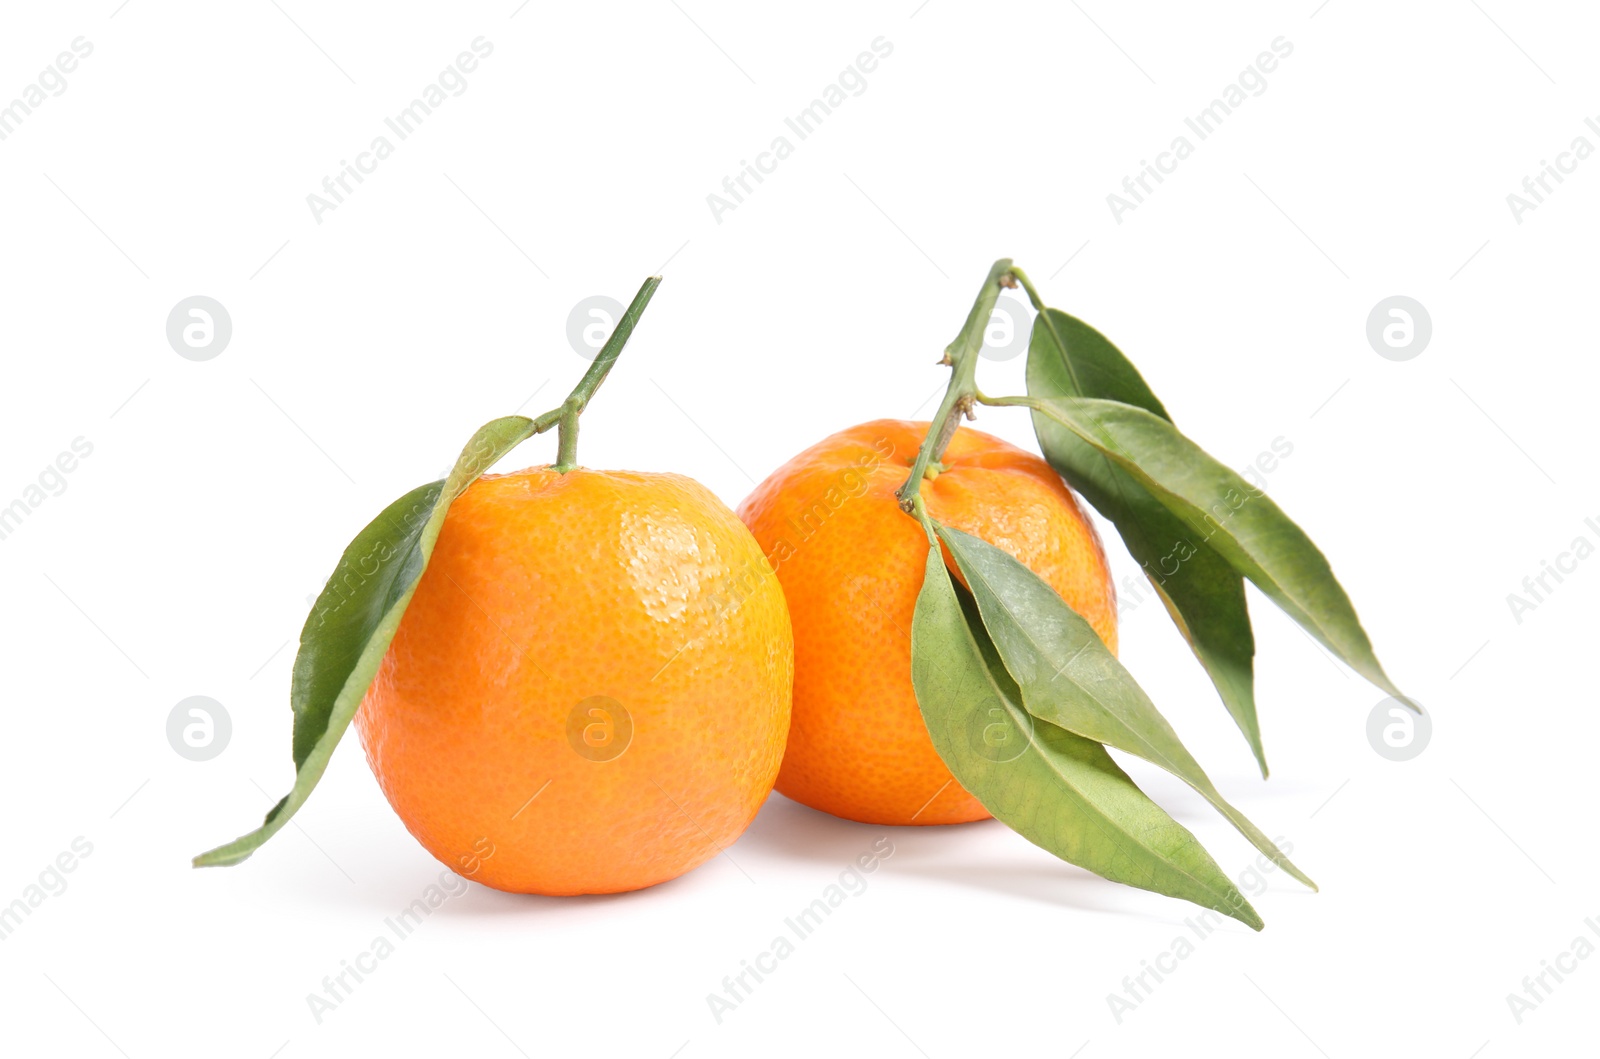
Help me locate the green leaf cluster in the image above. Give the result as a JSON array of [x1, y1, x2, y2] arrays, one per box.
[[908, 263, 1410, 927]]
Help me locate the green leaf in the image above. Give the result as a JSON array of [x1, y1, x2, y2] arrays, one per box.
[[193, 416, 539, 868], [1030, 395, 1413, 710], [1026, 309, 1266, 776], [934, 523, 1315, 891], [1027, 308, 1171, 420], [909, 547, 1264, 929]]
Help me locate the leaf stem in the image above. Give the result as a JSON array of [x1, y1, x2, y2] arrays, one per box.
[[1006, 265, 1046, 313], [1006, 266, 1086, 396], [976, 392, 1038, 409], [549, 275, 662, 472], [894, 258, 1015, 514]]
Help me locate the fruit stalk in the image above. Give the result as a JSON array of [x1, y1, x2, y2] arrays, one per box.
[[551, 275, 662, 472], [894, 258, 1015, 523]]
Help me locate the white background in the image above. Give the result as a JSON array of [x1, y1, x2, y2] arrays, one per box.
[[1, 1, 1594, 1056]]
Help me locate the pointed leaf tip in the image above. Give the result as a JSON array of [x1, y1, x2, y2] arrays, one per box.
[[909, 545, 1266, 929], [933, 522, 1314, 892], [192, 415, 542, 868], [1025, 310, 1270, 775]]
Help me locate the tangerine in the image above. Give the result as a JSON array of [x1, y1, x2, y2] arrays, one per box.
[[737, 419, 1115, 826], [357, 465, 792, 894]]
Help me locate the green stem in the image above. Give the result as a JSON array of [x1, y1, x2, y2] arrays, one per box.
[[976, 393, 1039, 410], [894, 258, 1016, 517], [907, 491, 938, 545], [555, 414, 581, 469], [1007, 265, 1047, 314], [547, 275, 662, 472], [1006, 265, 1084, 395]]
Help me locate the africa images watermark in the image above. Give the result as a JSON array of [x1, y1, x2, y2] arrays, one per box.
[[1505, 114, 1600, 225], [653, 435, 895, 680], [0, 837, 94, 943], [306, 867, 471, 1024], [306, 36, 495, 224], [1504, 514, 1600, 624], [0, 437, 95, 544], [1105, 838, 1296, 1024], [705, 837, 895, 1024], [1115, 435, 1293, 622], [1505, 914, 1600, 1025], [309, 489, 438, 627], [706, 435, 896, 623], [0, 36, 94, 143], [707, 36, 895, 223], [1107, 36, 1294, 223]]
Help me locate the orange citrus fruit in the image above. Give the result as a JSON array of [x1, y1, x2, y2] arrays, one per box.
[[356, 466, 793, 895], [737, 419, 1116, 826]]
